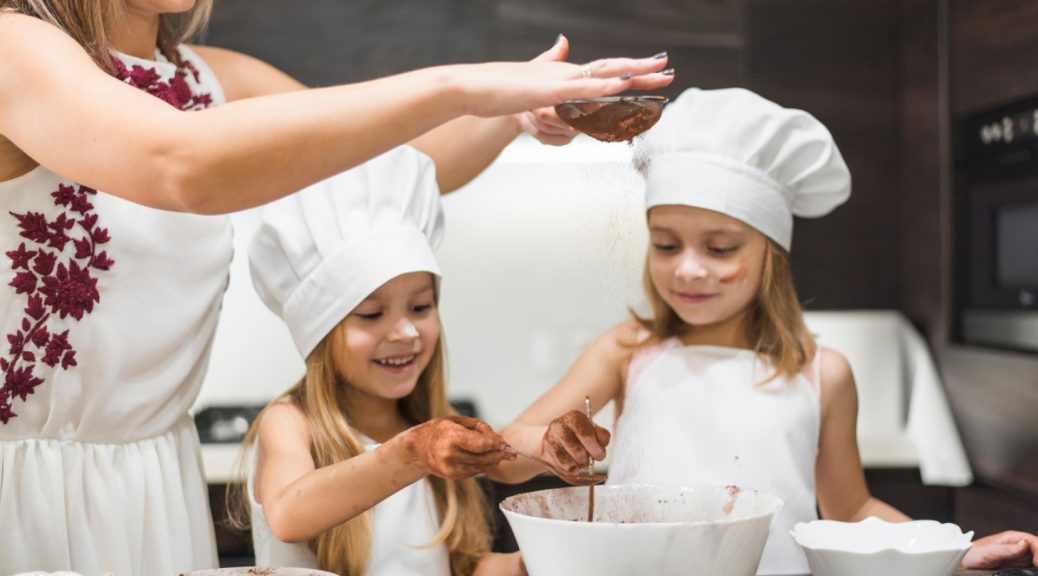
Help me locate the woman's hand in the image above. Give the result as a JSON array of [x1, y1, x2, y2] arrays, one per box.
[[514, 35, 673, 146], [449, 35, 674, 119], [404, 415, 515, 479], [960, 530, 1038, 569], [514, 36, 580, 146], [540, 410, 611, 473]]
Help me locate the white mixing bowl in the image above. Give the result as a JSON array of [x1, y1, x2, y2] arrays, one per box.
[[500, 484, 783, 576], [791, 516, 973, 576]]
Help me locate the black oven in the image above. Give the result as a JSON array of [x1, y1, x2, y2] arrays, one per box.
[[955, 95, 1038, 353]]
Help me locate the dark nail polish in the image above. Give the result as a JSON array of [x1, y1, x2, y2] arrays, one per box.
[[621, 72, 632, 80], [653, 51, 668, 59], [660, 68, 675, 76]]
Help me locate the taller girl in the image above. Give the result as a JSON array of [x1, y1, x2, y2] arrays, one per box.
[[493, 88, 1038, 574]]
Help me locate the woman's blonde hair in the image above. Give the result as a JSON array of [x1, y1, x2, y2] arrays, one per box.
[[634, 238, 816, 382], [228, 319, 491, 576], [0, 0, 213, 69]]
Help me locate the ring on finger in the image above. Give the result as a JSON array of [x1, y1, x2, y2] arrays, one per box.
[[579, 64, 593, 79]]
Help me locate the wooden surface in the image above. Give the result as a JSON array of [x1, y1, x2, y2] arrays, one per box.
[[745, 0, 902, 309], [949, 0, 1038, 116]]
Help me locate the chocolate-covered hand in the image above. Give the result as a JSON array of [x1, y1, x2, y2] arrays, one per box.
[[541, 409, 611, 473], [961, 530, 1038, 569], [406, 415, 514, 479]]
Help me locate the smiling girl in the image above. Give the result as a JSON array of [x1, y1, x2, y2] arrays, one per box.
[[232, 146, 522, 576], [491, 87, 1038, 574]]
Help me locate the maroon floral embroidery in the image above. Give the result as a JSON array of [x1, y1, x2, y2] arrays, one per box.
[[110, 50, 213, 111], [1, 47, 213, 423]]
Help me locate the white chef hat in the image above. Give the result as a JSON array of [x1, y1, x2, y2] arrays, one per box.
[[635, 87, 851, 250], [249, 146, 444, 358]]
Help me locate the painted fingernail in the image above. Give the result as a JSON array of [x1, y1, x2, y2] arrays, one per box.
[[653, 51, 668, 59], [621, 72, 632, 80], [660, 68, 675, 76]]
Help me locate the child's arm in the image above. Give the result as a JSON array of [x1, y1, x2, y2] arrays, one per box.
[[814, 347, 910, 522], [489, 321, 639, 484], [473, 551, 527, 576], [815, 348, 1038, 569], [961, 531, 1038, 569], [254, 402, 510, 543]]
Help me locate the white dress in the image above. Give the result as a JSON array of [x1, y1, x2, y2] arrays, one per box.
[[0, 46, 228, 575], [248, 438, 452, 575], [607, 339, 822, 575]]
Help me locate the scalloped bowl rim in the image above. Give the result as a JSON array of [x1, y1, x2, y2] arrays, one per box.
[[791, 516, 974, 555]]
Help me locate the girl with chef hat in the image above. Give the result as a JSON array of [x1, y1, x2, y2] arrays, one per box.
[[232, 145, 524, 576], [490, 87, 1038, 574], [0, 1, 672, 574]]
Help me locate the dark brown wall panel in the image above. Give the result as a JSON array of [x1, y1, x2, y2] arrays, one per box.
[[746, 0, 902, 309], [950, 0, 1038, 116]]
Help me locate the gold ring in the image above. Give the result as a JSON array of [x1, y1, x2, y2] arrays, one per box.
[[579, 64, 593, 79]]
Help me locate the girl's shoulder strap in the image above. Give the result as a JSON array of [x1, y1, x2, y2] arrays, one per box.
[[800, 345, 824, 399], [625, 329, 671, 393]]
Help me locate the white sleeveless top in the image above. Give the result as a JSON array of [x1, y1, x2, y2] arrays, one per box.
[[608, 339, 821, 575], [248, 438, 452, 575], [0, 46, 229, 575]]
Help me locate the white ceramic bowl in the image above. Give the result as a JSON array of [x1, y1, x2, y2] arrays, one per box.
[[500, 484, 783, 576], [791, 516, 973, 576]]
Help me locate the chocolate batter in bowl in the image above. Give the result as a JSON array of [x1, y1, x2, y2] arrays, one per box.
[[500, 484, 782, 576], [555, 96, 668, 142]]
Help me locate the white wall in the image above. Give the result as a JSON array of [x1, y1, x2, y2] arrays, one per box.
[[435, 137, 649, 427]]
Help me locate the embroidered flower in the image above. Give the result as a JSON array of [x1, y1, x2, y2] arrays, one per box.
[[110, 47, 213, 111], [1, 46, 214, 424]]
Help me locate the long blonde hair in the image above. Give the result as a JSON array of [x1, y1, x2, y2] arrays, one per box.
[[228, 321, 491, 576], [634, 238, 816, 382], [0, 0, 213, 69]]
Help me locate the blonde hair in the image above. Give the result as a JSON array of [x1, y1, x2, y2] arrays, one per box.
[[633, 238, 816, 382], [228, 320, 491, 576], [0, 0, 213, 69]]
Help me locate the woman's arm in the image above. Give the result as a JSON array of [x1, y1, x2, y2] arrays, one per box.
[[489, 321, 637, 484], [255, 403, 509, 543], [0, 14, 671, 214], [410, 36, 672, 193], [814, 347, 910, 522]]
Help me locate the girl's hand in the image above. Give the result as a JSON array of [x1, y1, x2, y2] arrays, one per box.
[[405, 415, 515, 479], [541, 410, 611, 473], [960, 530, 1038, 569], [450, 36, 674, 119]]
